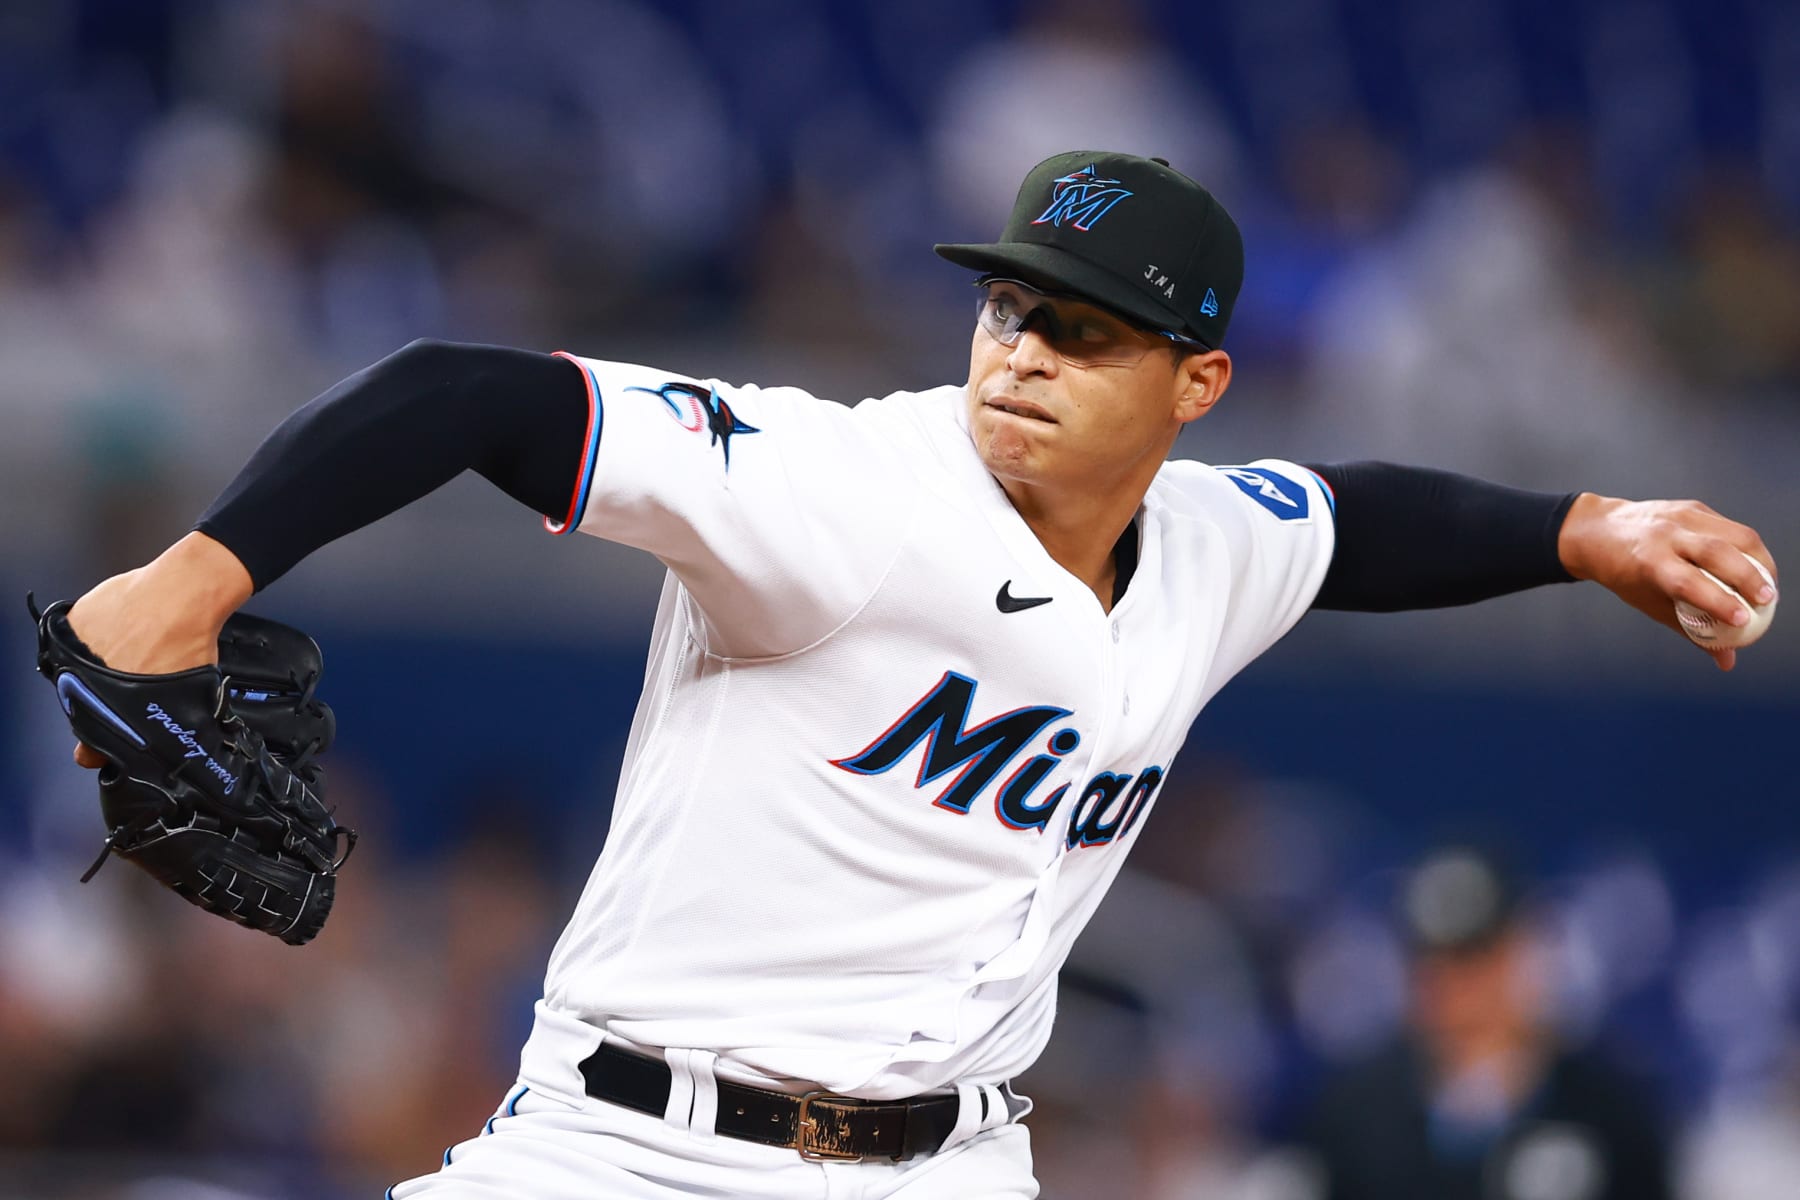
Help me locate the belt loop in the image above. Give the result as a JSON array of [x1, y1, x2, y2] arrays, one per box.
[[978, 1084, 1008, 1134], [939, 1082, 986, 1153], [662, 1047, 697, 1130], [687, 1049, 720, 1140]]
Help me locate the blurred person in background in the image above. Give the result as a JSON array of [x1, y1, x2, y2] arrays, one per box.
[[1296, 130, 1691, 495], [1299, 845, 1672, 1200], [929, 0, 1242, 236], [1656, 168, 1800, 405]]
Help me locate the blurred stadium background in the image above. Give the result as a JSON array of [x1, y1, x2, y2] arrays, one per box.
[[0, 0, 1796, 1196]]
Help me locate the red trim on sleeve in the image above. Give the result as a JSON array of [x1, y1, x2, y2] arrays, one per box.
[[545, 351, 598, 535]]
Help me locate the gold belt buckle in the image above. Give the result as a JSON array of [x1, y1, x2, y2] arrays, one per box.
[[795, 1091, 865, 1163]]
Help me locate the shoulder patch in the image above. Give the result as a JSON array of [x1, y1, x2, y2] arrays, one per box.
[[626, 381, 759, 469], [1216, 466, 1311, 522]]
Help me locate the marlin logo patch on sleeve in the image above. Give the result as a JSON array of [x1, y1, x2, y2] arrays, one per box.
[[1217, 466, 1311, 521], [628, 381, 760, 469]]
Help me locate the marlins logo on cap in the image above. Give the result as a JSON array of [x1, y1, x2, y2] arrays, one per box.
[[1031, 165, 1134, 232]]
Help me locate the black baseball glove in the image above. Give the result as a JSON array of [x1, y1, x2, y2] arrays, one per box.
[[29, 596, 356, 945]]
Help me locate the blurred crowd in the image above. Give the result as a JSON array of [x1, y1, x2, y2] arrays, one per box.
[[2, 0, 1798, 593], [1, 0, 1797, 1197]]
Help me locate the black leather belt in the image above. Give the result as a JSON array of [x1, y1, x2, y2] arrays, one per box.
[[577, 1042, 964, 1162]]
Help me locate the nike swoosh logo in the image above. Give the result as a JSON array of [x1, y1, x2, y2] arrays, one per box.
[[56, 673, 148, 747], [996, 581, 1053, 614]]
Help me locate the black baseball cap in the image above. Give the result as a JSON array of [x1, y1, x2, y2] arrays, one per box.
[[935, 150, 1244, 350], [1399, 845, 1526, 956]]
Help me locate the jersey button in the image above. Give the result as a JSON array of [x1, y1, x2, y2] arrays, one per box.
[[1110, 622, 1121, 643], [1122, 694, 1131, 715]]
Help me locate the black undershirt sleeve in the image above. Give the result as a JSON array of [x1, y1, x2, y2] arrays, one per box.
[[196, 339, 590, 592], [1301, 461, 1581, 612]]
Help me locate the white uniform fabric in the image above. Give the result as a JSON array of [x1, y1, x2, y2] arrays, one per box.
[[531, 355, 1335, 1098], [400, 355, 1335, 1194]]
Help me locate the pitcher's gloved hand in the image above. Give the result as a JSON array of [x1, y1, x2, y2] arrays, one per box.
[[30, 595, 355, 945]]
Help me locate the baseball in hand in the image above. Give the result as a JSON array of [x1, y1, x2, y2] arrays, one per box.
[[1675, 552, 1777, 649]]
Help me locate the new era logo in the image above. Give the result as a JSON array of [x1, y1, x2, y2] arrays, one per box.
[[1200, 287, 1219, 317]]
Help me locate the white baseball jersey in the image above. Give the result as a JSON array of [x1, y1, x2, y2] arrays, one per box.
[[531, 353, 1335, 1101]]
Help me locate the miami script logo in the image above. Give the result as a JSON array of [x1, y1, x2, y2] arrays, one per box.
[[833, 671, 1163, 850]]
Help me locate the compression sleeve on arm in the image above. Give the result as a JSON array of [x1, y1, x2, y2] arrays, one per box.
[[195, 339, 590, 591], [1303, 461, 1580, 612]]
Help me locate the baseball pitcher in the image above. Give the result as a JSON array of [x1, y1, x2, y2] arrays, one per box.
[[40, 152, 1776, 1198]]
